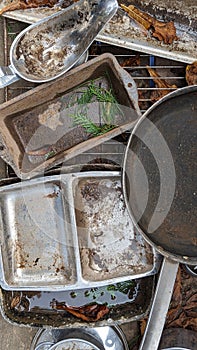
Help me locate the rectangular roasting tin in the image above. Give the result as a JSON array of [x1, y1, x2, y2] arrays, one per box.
[[1, 0, 196, 63], [0, 53, 140, 180], [0, 171, 158, 291]]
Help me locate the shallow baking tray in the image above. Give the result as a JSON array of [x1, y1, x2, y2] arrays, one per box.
[[98, 0, 197, 64], [0, 53, 140, 179], [0, 171, 158, 291], [1, 0, 196, 63], [0, 275, 155, 327]]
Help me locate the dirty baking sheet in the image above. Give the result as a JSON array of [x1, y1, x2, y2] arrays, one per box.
[[99, 0, 197, 64], [1, 0, 196, 63], [0, 275, 154, 327], [0, 171, 157, 291], [0, 54, 140, 179]]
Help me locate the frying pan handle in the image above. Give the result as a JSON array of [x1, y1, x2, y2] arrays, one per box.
[[0, 65, 20, 88], [139, 257, 179, 350]]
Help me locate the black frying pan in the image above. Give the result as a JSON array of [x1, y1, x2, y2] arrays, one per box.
[[122, 85, 197, 350]]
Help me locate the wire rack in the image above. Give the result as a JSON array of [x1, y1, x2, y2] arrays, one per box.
[[2, 16, 187, 178]]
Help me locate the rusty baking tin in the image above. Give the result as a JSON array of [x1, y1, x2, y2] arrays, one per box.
[[0, 53, 140, 179]]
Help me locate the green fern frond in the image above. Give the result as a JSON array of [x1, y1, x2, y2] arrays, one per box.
[[70, 113, 101, 135], [69, 79, 121, 136], [70, 113, 116, 136]]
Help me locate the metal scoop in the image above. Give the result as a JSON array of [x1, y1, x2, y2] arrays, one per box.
[[0, 0, 118, 88]]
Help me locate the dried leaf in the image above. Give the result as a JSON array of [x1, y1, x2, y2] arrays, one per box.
[[50, 300, 109, 321], [183, 293, 197, 317], [182, 317, 197, 330], [167, 311, 197, 331], [147, 66, 177, 101], [140, 317, 148, 335], [120, 54, 140, 67], [166, 305, 181, 325], [166, 310, 186, 328], [0, 0, 57, 15], [0, 0, 78, 15], [152, 21, 177, 45], [10, 295, 21, 309], [184, 309, 197, 319], [186, 61, 197, 85], [184, 293, 197, 307], [120, 4, 177, 45], [120, 4, 152, 30], [164, 265, 197, 333]]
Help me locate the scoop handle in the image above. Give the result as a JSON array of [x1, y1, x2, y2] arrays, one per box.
[[0, 65, 20, 88], [139, 257, 179, 350]]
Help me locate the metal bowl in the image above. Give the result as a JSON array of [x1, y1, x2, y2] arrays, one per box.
[[49, 339, 100, 350], [30, 326, 129, 350]]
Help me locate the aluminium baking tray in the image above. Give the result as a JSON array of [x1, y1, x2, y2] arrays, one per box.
[[1, 0, 196, 63], [0, 171, 158, 291], [0, 274, 155, 327], [0, 53, 140, 179]]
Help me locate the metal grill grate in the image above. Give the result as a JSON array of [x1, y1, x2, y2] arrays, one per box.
[[2, 17, 187, 178]]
